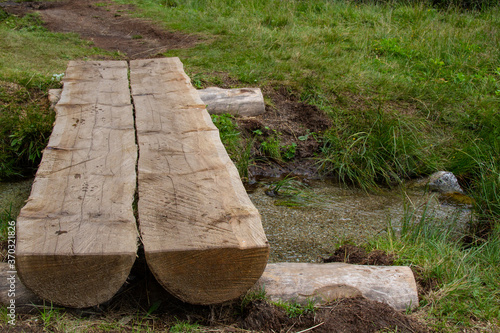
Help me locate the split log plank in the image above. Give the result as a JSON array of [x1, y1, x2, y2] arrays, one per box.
[[16, 61, 138, 308], [130, 58, 269, 305], [253, 263, 419, 311]]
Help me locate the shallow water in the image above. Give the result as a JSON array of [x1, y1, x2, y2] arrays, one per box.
[[0, 178, 471, 263], [248, 179, 472, 263]]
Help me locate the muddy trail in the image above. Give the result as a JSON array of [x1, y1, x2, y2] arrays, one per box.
[[1, 0, 199, 58], [1, 1, 433, 332]]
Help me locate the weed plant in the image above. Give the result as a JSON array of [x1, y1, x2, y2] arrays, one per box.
[[272, 299, 316, 318]]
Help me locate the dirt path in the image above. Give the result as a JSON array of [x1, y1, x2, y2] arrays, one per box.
[[2, 0, 199, 58]]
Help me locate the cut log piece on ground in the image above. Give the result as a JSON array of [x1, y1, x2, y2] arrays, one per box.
[[198, 87, 265, 116], [16, 61, 138, 308], [130, 58, 269, 305], [253, 263, 419, 311]]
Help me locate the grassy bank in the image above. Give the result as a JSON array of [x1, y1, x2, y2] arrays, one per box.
[[0, 9, 117, 178], [366, 201, 500, 330], [115, 0, 499, 188]]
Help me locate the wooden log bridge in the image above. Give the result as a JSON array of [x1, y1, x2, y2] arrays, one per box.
[[16, 58, 270, 308]]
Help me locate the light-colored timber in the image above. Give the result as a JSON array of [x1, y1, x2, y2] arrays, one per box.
[[130, 58, 269, 305], [253, 263, 419, 311], [198, 87, 265, 116], [16, 61, 138, 308], [50, 87, 266, 117]]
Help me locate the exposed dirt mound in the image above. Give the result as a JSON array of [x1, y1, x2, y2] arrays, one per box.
[[323, 244, 395, 266], [240, 87, 333, 178], [1, 0, 200, 59], [241, 298, 431, 333]]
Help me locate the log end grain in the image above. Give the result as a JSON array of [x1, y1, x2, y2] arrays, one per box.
[[16, 254, 136, 308], [146, 246, 269, 305]]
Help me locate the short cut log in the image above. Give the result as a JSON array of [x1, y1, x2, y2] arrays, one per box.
[[253, 263, 419, 311], [197, 87, 265, 116], [16, 61, 139, 308], [130, 58, 269, 305]]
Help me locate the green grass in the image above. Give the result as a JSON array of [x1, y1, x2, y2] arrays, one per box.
[[0, 0, 499, 331], [0, 9, 117, 179], [113, 0, 499, 189], [210, 113, 254, 179], [368, 202, 500, 330], [319, 108, 442, 191], [271, 299, 316, 318], [169, 319, 201, 332]]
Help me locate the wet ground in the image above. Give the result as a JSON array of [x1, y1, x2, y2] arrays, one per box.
[[250, 179, 471, 262]]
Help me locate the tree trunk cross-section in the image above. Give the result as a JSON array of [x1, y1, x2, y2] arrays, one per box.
[[130, 58, 269, 305], [16, 61, 138, 308]]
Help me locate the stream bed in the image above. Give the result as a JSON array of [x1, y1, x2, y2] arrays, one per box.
[[248, 179, 472, 263]]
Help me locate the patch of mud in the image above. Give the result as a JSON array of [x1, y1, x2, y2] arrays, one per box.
[[1, 0, 200, 59], [239, 87, 333, 178], [322, 244, 395, 266], [241, 298, 431, 333]]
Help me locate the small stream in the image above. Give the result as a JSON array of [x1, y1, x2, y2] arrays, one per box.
[[248, 179, 472, 263], [0, 178, 471, 263]]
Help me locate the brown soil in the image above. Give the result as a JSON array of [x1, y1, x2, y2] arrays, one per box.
[[322, 244, 395, 266], [242, 298, 431, 333], [241, 87, 333, 178], [1, 0, 200, 59], [0, 2, 432, 332]]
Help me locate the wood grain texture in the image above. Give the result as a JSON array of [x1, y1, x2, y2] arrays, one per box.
[[130, 58, 269, 305], [253, 263, 419, 311], [16, 61, 138, 308]]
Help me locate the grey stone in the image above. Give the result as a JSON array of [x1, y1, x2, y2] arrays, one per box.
[[427, 171, 463, 193]]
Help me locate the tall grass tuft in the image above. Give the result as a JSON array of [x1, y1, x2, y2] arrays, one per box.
[[0, 82, 56, 179], [319, 109, 441, 191], [370, 201, 500, 329]]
